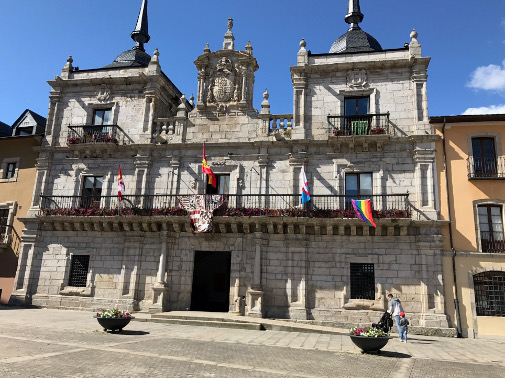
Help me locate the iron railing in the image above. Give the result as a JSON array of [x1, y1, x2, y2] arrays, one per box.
[[481, 231, 505, 253], [66, 125, 132, 146], [40, 193, 410, 218], [328, 113, 390, 137], [467, 156, 505, 179]]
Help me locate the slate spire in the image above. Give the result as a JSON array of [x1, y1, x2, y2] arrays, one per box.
[[131, 0, 150, 51], [345, 0, 364, 30]]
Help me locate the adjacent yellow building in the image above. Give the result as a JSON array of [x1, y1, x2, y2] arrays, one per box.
[[0, 109, 45, 304], [433, 114, 505, 338]]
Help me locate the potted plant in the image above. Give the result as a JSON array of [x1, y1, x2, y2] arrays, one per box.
[[94, 308, 134, 332], [349, 326, 392, 353]]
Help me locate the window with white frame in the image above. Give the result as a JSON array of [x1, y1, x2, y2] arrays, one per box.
[[0, 202, 17, 243], [0, 157, 20, 182], [478, 204, 505, 253], [472, 137, 497, 177]]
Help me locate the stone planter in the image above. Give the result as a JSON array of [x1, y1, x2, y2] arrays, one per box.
[[94, 316, 134, 332], [349, 335, 392, 353]]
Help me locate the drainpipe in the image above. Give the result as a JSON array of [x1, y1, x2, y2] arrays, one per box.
[[442, 118, 463, 338]]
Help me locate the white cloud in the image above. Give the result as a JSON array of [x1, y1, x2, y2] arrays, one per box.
[[468, 60, 505, 91], [463, 104, 505, 115]]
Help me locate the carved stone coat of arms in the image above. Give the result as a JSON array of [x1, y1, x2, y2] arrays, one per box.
[[208, 57, 238, 106]]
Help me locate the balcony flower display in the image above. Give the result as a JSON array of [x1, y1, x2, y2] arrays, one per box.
[[369, 127, 386, 135]]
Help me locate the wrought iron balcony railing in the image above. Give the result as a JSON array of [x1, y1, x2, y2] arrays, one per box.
[[327, 113, 390, 137], [66, 125, 132, 146], [481, 231, 505, 253], [467, 156, 505, 179], [39, 193, 410, 219]]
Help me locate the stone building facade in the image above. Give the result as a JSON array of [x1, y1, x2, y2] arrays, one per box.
[[10, 0, 451, 329]]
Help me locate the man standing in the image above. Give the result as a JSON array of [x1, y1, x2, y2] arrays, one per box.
[[388, 293, 405, 339]]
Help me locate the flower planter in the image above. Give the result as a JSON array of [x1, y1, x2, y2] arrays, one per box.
[[349, 335, 392, 353], [94, 315, 134, 332]]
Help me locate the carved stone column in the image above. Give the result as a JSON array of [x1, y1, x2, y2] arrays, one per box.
[[151, 231, 170, 313], [9, 227, 38, 305], [247, 234, 268, 318]]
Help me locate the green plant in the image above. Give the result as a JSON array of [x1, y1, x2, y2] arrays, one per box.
[[349, 326, 388, 337], [96, 308, 132, 318]]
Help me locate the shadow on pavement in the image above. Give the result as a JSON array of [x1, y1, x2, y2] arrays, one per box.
[[371, 351, 412, 358], [110, 330, 150, 336]]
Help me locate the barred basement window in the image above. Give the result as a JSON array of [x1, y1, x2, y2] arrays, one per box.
[[68, 255, 90, 287], [474, 271, 505, 317], [350, 263, 375, 300]]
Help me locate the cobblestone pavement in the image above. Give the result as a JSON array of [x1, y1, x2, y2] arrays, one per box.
[[0, 308, 504, 377]]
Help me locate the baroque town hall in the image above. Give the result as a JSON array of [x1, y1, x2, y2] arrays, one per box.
[[11, 0, 450, 330]]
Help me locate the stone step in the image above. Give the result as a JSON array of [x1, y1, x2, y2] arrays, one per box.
[[138, 313, 345, 335], [134, 317, 263, 331]]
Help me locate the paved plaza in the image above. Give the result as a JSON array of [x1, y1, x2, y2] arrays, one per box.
[[0, 308, 504, 377]]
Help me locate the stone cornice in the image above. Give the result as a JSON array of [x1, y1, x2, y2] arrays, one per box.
[[291, 57, 430, 75]]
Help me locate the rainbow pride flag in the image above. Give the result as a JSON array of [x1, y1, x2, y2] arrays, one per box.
[[351, 199, 376, 228]]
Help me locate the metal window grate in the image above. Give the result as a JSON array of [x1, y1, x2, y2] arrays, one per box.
[[350, 263, 375, 300], [68, 255, 90, 287], [474, 271, 505, 317]]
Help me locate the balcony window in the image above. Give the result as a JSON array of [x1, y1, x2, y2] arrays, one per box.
[[68, 255, 90, 287], [346, 173, 373, 208], [474, 271, 505, 316], [93, 109, 112, 126], [345, 97, 369, 116], [478, 205, 505, 253], [344, 97, 370, 135], [206, 174, 230, 195], [350, 263, 375, 300], [472, 137, 497, 178], [81, 176, 103, 208]]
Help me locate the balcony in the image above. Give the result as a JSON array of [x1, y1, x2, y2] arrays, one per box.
[[66, 125, 131, 146], [467, 156, 505, 179], [0, 225, 21, 255], [40, 193, 409, 218], [327, 114, 390, 137], [38, 193, 411, 235]]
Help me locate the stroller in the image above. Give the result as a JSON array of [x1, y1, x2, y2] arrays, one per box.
[[372, 311, 393, 333]]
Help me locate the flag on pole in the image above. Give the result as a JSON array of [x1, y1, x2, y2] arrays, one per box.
[[117, 165, 125, 201], [351, 199, 376, 228], [301, 165, 311, 204], [202, 143, 217, 188]]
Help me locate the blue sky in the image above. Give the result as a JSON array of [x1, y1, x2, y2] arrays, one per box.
[[2, 0, 505, 125]]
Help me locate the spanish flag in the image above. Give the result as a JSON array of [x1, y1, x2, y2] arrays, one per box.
[[202, 144, 217, 188], [351, 199, 376, 228]]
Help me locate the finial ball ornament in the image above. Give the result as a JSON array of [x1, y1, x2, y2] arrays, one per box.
[[410, 29, 418, 40], [300, 38, 306, 48]]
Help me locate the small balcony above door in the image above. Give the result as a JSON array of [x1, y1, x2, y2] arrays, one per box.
[[328, 113, 390, 137]]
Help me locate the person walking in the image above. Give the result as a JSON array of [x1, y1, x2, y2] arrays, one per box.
[[398, 312, 409, 342], [388, 293, 405, 340]]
